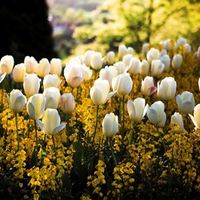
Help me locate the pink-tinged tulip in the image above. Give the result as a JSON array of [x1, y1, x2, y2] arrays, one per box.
[[102, 112, 118, 137], [12, 63, 26, 83], [37, 58, 51, 78], [147, 101, 166, 127], [127, 98, 148, 123], [36, 108, 65, 135], [172, 54, 182, 70], [23, 74, 41, 98], [141, 76, 157, 96], [43, 74, 62, 89], [82, 65, 93, 80], [99, 66, 118, 86], [106, 51, 115, 65], [90, 79, 116, 105], [90, 52, 104, 70], [113, 61, 126, 75], [128, 57, 140, 75], [118, 44, 127, 59], [43, 87, 60, 109], [139, 59, 149, 76], [170, 112, 184, 133], [0, 72, 6, 83], [112, 73, 133, 96], [24, 56, 38, 74], [60, 93, 75, 114], [147, 48, 160, 63], [189, 104, 200, 129], [157, 77, 177, 101], [0, 55, 14, 75], [84, 50, 95, 67], [27, 94, 46, 119], [159, 54, 171, 71], [150, 60, 164, 76], [64, 63, 84, 88], [176, 91, 195, 114], [7, 89, 27, 113], [50, 58, 62, 76]]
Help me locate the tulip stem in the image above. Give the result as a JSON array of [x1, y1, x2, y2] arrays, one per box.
[[52, 135, 57, 163], [121, 96, 125, 138], [129, 123, 135, 145], [109, 137, 118, 167], [92, 105, 99, 144], [157, 126, 166, 153], [34, 119, 38, 166], [15, 113, 20, 151]]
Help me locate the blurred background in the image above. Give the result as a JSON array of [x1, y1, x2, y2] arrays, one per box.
[[1, 0, 200, 64]]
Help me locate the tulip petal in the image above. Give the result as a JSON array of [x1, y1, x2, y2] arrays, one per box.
[[52, 124, 66, 135], [36, 119, 44, 131], [27, 102, 36, 119]]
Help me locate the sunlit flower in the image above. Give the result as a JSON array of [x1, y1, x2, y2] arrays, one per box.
[[147, 48, 160, 63], [122, 54, 133, 67], [128, 57, 140, 75], [64, 63, 84, 88], [23, 73, 41, 98], [139, 59, 149, 76], [83, 65, 93, 80], [102, 112, 118, 137], [157, 77, 177, 100], [170, 112, 184, 133], [24, 56, 38, 74], [36, 108, 65, 135], [147, 101, 166, 127], [106, 51, 115, 65], [90, 79, 116, 105], [176, 91, 195, 113], [150, 60, 164, 76], [60, 93, 75, 114], [118, 44, 127, 59], [43, 87, 60, 109], [113, 61, 126, 75], [84, 50, 95, 67], [189, 104, 200, 130], [0, 55, 14, 75], [27, 94, 46, 119], [12, 63, 26, 83], [43, 74, 62, 89], [90, 52, 104, 70], [112, 73, 132, 96], [141, 76, 157, 96], [142, 43, 149, 55], [37, 58, 51, 78], [50, 58, 62, 76], [127, 98, 148, 123], [7, 89, 27, 113]]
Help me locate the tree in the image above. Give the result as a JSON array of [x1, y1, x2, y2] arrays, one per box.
[[0, 0, 58, 64]]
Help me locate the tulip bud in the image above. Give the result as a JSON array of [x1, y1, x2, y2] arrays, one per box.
[[83, 65, 93, 80], [91, 52, 104, 71], [172, 54, 182, 70], [113, 61, 126, 75], [99, 66, 118, 86], [12, 63, 26, 83], [142, 43, 149, 55], [37, 58, 51, 78], [27, 94, 46, 119], [36, 108, 65, 135], [189, 104, 200, 129], [60, 93, 75, 114], [127, 98, 148, 123], [151, 60, 164, 76], [127, 47, 134, 55], [139, 59, 149, 76], [7, 89, 27, 113], [170, 112, 184, 133], [50, 58, 62, 76], [64, 63, 84, 88], [141, 76, 157, 96], [157, 77, 177, 101], [176, 37, 187, 48], [112, 73, 132, 96], [0, 55, 14, 75], [102, 112, 118, 137], [147, 48, 160, 63], [147, 101, 166, 127], [122, 54, 133, 67], [106, 51, 115, 65], [43, 87, 61, 109], [90, 79, 116, 105], [183, 43, 191, 54], [118, 44, 127, 59], [128, 57, 140, 75], [84, 50, 95, 66], [43, 74, 62, 89], [159, 54, 171, 71], [176, 91, 195, 114], [24, 56, 38, 74], [0, 72, 6, 83], [23, 74, 41, 98]]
